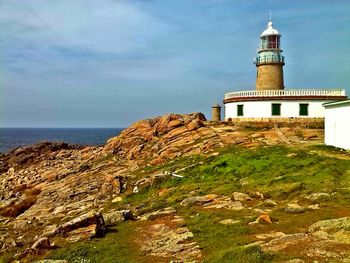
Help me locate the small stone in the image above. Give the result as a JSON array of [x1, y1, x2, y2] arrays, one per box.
[[256, 232, 286, 240], [133, 186, 139, 193], [8, 167, 15, 176], [112, 196, 122, 203], [180, 194, 218, 206], [35, 260, 68, 263], [219, 219, 240, 225], [243, 241, 265, 248], [239, 177, 251, 186], [263, 199, 278, 207], [286, 259, 305, 263], [31, 237, 50, 250], [250, 214, 272, 225], [285, 203, 306, 214], [308, 204, 320, 210], [158, 188, 171, 197], [306, 192, 330, 201], [232, 192, 252, 202]]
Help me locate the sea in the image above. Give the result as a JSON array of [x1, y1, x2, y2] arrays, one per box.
[[0, 128, 124, 153]]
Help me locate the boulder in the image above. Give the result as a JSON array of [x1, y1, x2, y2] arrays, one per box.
[[54, 211, 106, 238], [104, 209, 133, 226], [308, 217, 350, 244]]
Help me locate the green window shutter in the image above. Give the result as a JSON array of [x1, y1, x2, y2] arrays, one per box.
[[299, 104, 309, 116], [272, 103, 281, 116], [237, 105, 244, 116]]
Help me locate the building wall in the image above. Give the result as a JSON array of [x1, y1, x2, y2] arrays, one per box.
[[324, 104, 350, 149], [225, 100, 329, 119], [256, 64, 284, 90]]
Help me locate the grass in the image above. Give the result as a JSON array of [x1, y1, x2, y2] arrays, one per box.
[[48, 221, 148, 263], [0, 253, 13, 263], [212, 246, 273, 263], [38, 144, 350, 263]]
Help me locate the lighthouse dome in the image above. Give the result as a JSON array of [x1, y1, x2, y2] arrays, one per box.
[[260, 21, 280, 37]]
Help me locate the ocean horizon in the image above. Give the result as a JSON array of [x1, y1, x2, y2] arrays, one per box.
[[0, 128, 124, 153]]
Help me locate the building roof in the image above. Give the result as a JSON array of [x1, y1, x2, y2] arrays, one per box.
[[260, 21, 280, 37], [323, 99, 350, 108]]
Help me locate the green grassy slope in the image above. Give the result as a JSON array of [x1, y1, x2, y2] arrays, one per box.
[[44, 145, 350, 263]]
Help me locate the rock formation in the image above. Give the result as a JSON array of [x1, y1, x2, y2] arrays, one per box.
[[0, 112, 328, 261]]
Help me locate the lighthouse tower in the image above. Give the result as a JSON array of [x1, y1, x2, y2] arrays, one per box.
[[223, 17, 347, 122], [255, 20, 285, 90]]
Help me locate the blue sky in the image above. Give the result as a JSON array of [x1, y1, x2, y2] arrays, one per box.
[[1, 0, 349, 127]]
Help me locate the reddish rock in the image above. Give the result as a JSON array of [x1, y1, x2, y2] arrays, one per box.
[[103, 113, 207, 163], [258, 214, 273, 224]]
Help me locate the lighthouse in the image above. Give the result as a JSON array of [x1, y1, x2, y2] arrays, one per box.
[[255, 20, 285, 90], [223, 18, 347, 121]]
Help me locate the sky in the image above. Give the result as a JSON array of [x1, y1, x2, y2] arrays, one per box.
[[1, 0, 349, 128]]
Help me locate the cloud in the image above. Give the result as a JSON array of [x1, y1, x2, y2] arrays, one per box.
[[0, 0, 182, 83], [0, 0, 170, 53]]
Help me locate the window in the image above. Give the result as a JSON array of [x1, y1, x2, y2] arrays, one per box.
[[271, 103, 281, 116], [237, 104, 244, 116], [299, 103, 309, 116], [267, 35, 279, 49]]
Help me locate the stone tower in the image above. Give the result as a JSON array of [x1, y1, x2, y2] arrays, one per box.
[[255, 20, 285, 90], [211, 103, 221, 121]]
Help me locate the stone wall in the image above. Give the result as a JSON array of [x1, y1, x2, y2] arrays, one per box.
[[218, 117, 324, 129]]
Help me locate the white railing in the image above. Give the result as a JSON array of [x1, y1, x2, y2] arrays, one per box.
[[224, 89, 346, 100]]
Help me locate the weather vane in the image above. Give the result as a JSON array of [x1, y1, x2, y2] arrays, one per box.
[[269, 10, 272, 22]]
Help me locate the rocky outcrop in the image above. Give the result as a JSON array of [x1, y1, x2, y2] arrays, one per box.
[[3, 142, 81, 169], [103, 113, 211, 165]]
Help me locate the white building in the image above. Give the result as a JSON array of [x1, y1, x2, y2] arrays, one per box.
[[224, 89, 346, 121], [223, 19, 347, 121], [323, 99, 350, 150]]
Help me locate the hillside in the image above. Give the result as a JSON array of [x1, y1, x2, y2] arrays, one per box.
[[1, 113, 350, 263]]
